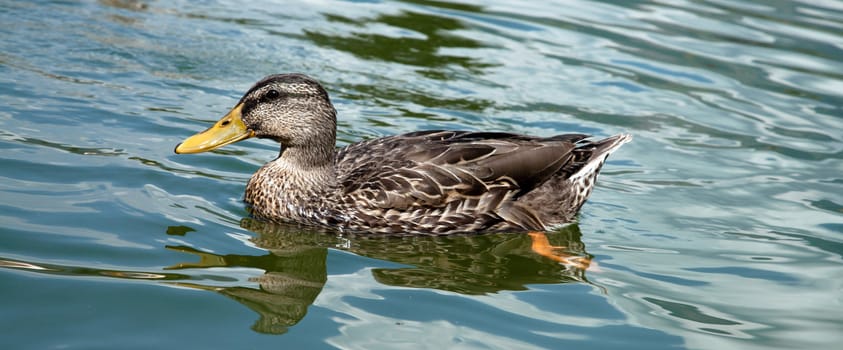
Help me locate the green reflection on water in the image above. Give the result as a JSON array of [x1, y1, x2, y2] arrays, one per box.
[[0, 220, 594, 335], [241, 219, 592, 293], [310, 11, 493, 73], [164, 219, 593, 333], [644, 297, 741, 326], [166, 242, 327, 335], [337, 82, 495, 111]]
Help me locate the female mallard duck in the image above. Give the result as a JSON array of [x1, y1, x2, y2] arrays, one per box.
[[175, 74, 630, 235]]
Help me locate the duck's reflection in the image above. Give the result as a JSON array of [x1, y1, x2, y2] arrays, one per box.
[[166, 219, 593, 334]]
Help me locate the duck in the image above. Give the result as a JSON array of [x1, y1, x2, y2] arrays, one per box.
[[175, 73, 631, 235]]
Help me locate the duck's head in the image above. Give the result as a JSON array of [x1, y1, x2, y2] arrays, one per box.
[[175, 73, 337, 154]]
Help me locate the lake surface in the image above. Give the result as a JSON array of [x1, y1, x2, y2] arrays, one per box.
[[2, 0, 842, 349]]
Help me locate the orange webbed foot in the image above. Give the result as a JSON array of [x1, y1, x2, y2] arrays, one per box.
[[528, 231, 594, 271]]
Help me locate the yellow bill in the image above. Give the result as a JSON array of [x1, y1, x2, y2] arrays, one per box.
[[174, 103, 255, 154]]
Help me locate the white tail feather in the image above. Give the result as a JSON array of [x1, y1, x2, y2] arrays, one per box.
[[569, 133, 631, 180]]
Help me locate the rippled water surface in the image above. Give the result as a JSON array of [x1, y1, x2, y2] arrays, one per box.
[[2, 0, 843, 349]]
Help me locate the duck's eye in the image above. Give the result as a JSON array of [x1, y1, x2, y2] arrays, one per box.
[[265, 89, 280, 100]]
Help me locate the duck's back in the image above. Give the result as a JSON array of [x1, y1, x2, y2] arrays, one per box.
[[333, 131, 630, 234]]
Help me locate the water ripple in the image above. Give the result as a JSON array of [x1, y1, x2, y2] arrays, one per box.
[[2, 0, 843, 349]]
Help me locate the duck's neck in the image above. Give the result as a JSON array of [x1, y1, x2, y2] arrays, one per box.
[[277, 143, 336, 170], [244, 144, 338, 223], [266, 143, 338, 191]]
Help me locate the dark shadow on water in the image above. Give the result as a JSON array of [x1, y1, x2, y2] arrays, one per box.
[[0, 258, 190, 281]]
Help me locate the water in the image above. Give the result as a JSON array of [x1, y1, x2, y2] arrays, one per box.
[[2, 0, 842, 349]]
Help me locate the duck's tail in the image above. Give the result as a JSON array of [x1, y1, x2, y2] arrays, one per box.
[[560, 133, 631, 219], [511, 133, 631, 230], [569, 133, 632, 181]]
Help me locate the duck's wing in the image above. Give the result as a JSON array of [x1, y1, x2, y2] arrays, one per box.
[[335, 131, 588, 229]]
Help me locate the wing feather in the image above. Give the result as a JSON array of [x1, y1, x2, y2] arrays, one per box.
[[337, 131, 579, 216]]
